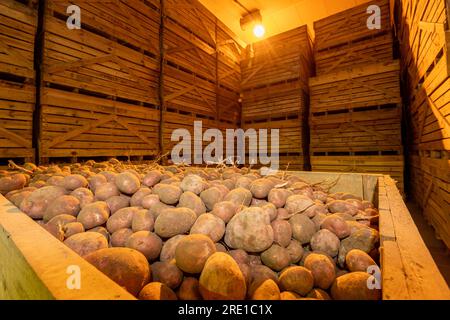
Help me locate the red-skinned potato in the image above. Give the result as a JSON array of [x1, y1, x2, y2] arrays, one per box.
[[63, 174, 88, 191], [151, 261, 184, 289], [71, 188, 94, 208], [211, 201, 238, 223], [154, 207, 197, 238], [177, 191, 206, 216], [111, 228, 133, 247], [43, 195, 81, 222], [20, 186, 67, 219], [0, 173, 27, 195], [177, 277, 202, 300], [143, 170, 162, 187], [304, 253, 336, 290], [130, 187, 152, 207], [106, 207, 138, 233], [175, 234, 216, 274], [77, 201, 110, 230], [160, 235, 186, 262], [126, 231, 163, 261], [95, 182, 120, 201], [139, 282, 177, 300], [141, 194, 160, 209], [190, 213, 225, 242], [63, 222, 85, 238], [132, 209, 154, 232], [64, 232, 108, 257], [152, 184, 183, 205]]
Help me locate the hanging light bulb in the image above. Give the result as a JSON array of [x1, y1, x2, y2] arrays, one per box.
[[253, 24, 266, 38]]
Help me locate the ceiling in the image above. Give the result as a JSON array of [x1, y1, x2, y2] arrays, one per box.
[[199, 0, 372, 45]]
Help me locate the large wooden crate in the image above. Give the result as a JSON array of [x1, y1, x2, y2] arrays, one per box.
[[314, 0, 391, 52], [309, 61, 402, 113], [40, 88, 160, 159], [0, 0, 37, 81], [310, 105, 402, 154], [311, 155, 405, 194], [0, 80, 35, 160], [1, 172, 449, 300]]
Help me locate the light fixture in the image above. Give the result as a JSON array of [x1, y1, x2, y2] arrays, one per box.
[[253, 24, 265, 38]]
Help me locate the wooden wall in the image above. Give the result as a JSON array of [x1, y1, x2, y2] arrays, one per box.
[[397, 0, 450, 248]]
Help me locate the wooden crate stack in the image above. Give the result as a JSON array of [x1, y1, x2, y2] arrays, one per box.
[[309, 0, 405, 193], [162, 0, 242, 164], [0, 0, 37, 164], [397, 0, 450, 247], [241, 26, 314, 171], [40, 0, 162, 162]]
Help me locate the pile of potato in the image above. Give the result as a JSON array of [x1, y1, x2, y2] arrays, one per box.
[[0, 160, 381, 300]]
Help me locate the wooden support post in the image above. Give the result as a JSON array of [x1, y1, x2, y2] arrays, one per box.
[[158, 0, 166, 164], [33, 0, 46, 165], [215, 18, 219, 124]]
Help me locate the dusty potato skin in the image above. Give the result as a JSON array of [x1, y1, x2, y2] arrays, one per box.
[[260, 244, 291, 272], [260, 203, 277, 221], [87, 226, 110, 242], [0, 173, 27, 195], [286, 239, 304, 264], [106, 207, 138, 233], [200, 187, 223, 211], [307, 288, 331, 300], [6, 187, 36, 208], [111, 228, 133, 247], [224, 187, 252, 206], [249, 178, 273, 199], [310, 229, 340, 257], [151, 261, 184, 289], [345, 249, 377, 272], [279, 266, 314, 296], [249, 279, 281, 300], [177, 277, 202, 300], [77, 201, 110, 230], [285, 194, 315, 215], [271, 219, 292, 248], [175, 234, 216, 274], [229, 249, 249, 265], [115, 171, 141, 195], [129, 187, 152, 207], [199, 252, 247, 300], [63, 222, 85, 238], [88, 174, 107, 193], [321, 214, 351, 239], [331, 272, 381, 300], [149, 201, 173, 220], [64, 232, 108, 257], [180, 175, 207, 195], [289, 214, 316, 244], [71, 188, 94, 208], [304, 253, 336, 290], [139, 282, 177, 300], [63, 174, 88, 191], [280, 291, 301, 300], [178, 191, 206, 216], [95, 182, 120, 201], [43, 195, 81, 222], [20, 186, 67, 219], [160, 235, 187, 262], [327, 200, 359, 216], [141, 194, 160, 210], [47, 214, 77, 229], [126, 231, 163, 261], [154, 207, 197, 238], [211, 201, 238, 223], [132, 209, 154, 232], [106, 195, 131, 214], [152, 184, 183, 205], [85, 247, 150, 296], [268, 188, 292, 208], [190, 213, 225, 242], [143, 170, 162, 187]]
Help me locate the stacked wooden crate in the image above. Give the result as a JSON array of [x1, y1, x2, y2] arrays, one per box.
[[0, 0, 37, 164], [309, 0, 405, 193], [241, 26, 314, 171], [397, 0, 450, 247], [40, 0, 161, 162], [162, 0, 242, 164]]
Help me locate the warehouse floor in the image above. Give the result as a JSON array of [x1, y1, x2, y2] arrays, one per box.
[[407, 202, 450, 286]]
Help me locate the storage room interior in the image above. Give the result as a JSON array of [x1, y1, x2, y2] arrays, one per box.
[[0, 0, 449, 300]]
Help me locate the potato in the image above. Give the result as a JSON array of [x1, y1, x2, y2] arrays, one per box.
[[250, 279, 280, 300], [149, 201, 173, 219], [0, 173, 27, 195], [190, 213, 225, 242], [86, 226, 110, 242], [328, 200, 359, 216], [180, 175, 207, 195], [143, 170, 162, 187], [261, 244, 290, 271], [99, 171, 117, 182], [71, 188, 94, 208], [313, 190, 328, 203], [307, 288, 331, 300], [106, 207, 138, 233], [321, 214, 351, 239], [6, 188, 35, 208], [224, 187, 252, 206], [154, 207, 197, 238], [178, 191, 206, 216], [47, 176, 65, 187], [235, 176, 252, 189], [29, 180, 47, 188], [139, 282, 177, 300], [271, 220, 292, 247], [224, 207, 274, 253], [114, 172, 141, 195], [229, 249, 249, 265], [151, 261, 183, 289], [132, 209, 154, 232], [47, 214, 77, 229], [248, 254, 262, 266], [276, 208, 290, 220], [111, 228, 133, 247], [20, 186, 67, 219], [63, 174, 88, 191], [303, 203, 328, 218], [211, 201, 238, 223], [64, 232, 108, 257], [200, 187, 223, 211], [249, 178, 273, 199], [338, 228, 379, 267], [199, 252, 246, 300], [279, 266, 314, 296], [222, 179, 235, 191], [85, 247, 150, 296], [251, 198, 268, 206], [362, 200, 375, 210], [177, 277, 202, 300], [152, 184, 182, 205], [286, 239, 304, 264], [106, 195, 131, 214], [62, 222, 85, 238], [95, 182, 120, 201], [280, 291, 301, 300], [43, 195, 81, 222], [304, 253, 336, 290], [260, 203, 277, 221], [77, 201, 110, 230], [310, 229, 340, 257], [130, 187, 152, 207], [141, 194, 160, 210], [175, 234, 216, 274], [268, 189, 292, 208], [331, 272, 381, 300], [215, 243, 227, 252], [88, 174, 107, 193], [160, 235, 186, 262], [126, 231, 162, 261], [345, 249, 377, 272], [345, 198, 364, 211], [285, 195, 315, 214], [289, 214, 316, 244]]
